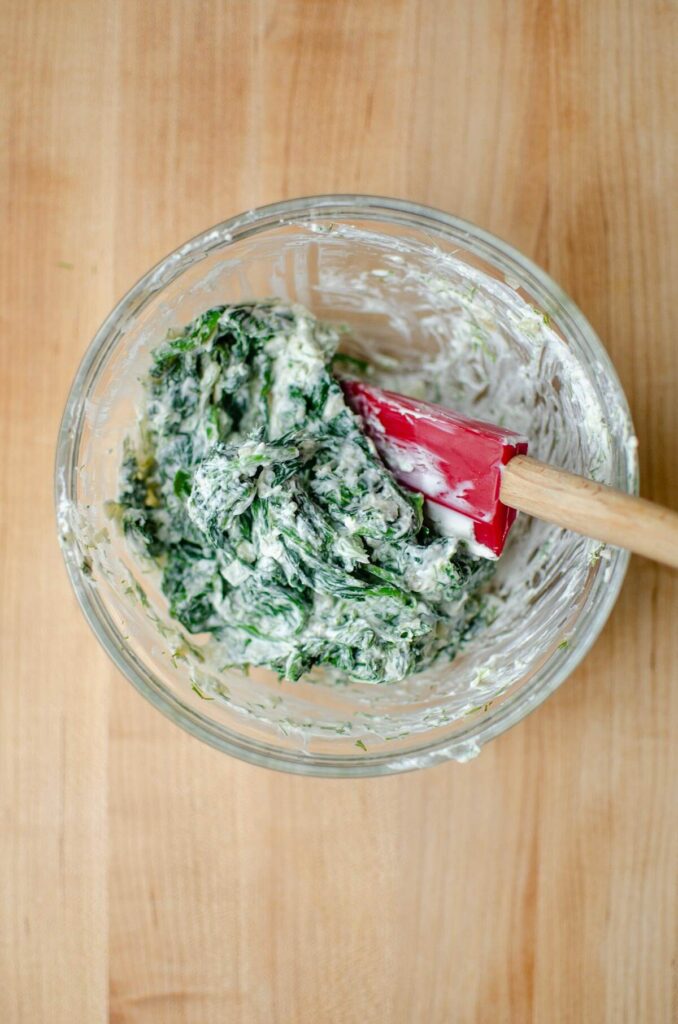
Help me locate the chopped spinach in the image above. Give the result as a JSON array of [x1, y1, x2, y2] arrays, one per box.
[[118, 301, 492, 683]]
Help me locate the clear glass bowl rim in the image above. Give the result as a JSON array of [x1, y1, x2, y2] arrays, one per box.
[[55, 194, 636, 776]]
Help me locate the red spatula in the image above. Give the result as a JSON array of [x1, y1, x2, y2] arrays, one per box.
[[341, 379, 678, 568]]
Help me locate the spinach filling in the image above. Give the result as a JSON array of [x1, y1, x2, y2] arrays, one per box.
[[117, 302, 492, 683]]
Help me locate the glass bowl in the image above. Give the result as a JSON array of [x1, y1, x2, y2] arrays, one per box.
[[55, 195, 637, 776]]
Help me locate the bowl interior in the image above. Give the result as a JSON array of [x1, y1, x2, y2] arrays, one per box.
[[57, 201, 636, 774]]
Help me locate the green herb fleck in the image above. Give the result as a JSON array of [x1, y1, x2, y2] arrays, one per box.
[[331, 351, 370, 374], [191, 682, 214, 700], [173, 469, 192, 498]]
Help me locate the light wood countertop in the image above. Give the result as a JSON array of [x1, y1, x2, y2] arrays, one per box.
[[1, 2, 676, 1021]]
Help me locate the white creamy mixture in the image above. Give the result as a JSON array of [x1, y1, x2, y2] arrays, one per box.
[[114, 302, 495, 685]]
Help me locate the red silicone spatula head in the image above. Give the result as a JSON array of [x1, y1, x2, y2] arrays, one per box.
[[341, 379, 529, 558]]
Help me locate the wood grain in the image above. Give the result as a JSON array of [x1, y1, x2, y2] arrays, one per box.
[[1, 1, 676, 1022], [501, 456, 678, 568]]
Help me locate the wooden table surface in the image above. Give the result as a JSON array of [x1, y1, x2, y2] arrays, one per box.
[[2, 2, 676, 1021]]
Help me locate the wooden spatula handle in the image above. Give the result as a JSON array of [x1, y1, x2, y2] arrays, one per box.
[[500, 455, 678, 569]]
